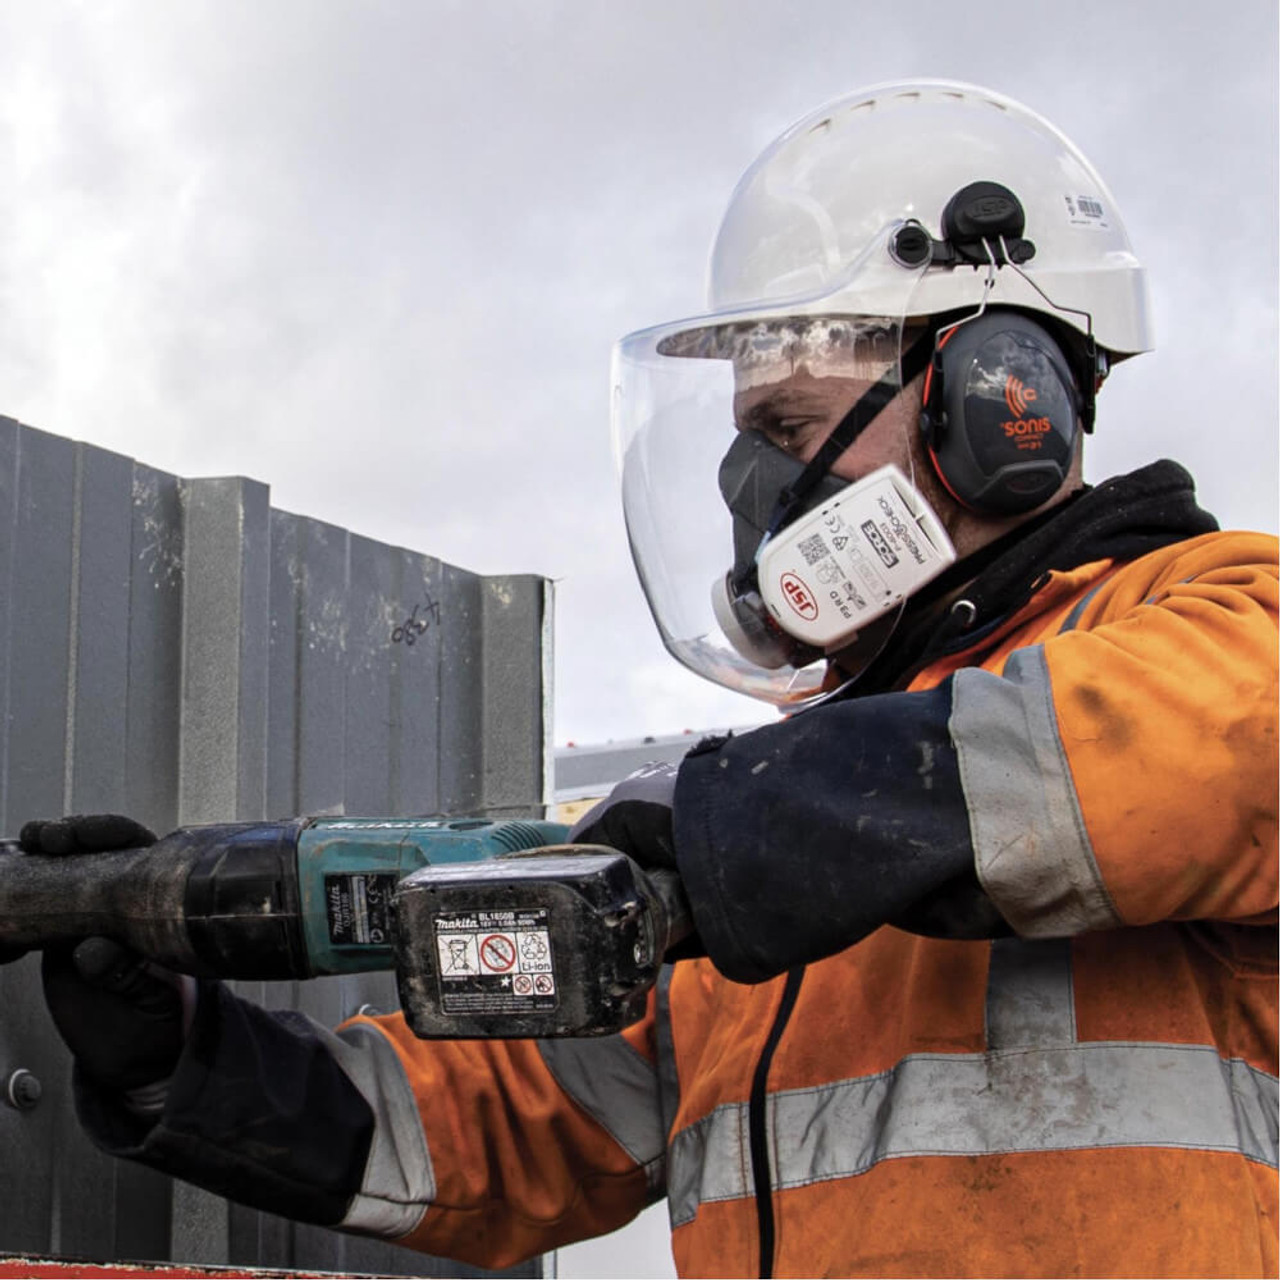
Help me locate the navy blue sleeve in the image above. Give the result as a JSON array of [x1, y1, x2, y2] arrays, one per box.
[[75, 982, 374, 1226], [672, 682, 1005, 983]]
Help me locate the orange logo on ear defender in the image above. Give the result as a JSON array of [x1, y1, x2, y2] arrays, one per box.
[[1000, 416, 1053, 451], [1004, 376, 1038, 418]]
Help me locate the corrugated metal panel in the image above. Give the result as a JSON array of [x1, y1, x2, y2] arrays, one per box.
[[0, 417, 547, 1278]]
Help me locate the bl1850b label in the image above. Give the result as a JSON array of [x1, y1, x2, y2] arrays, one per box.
[[433, 907, 557, 1015]]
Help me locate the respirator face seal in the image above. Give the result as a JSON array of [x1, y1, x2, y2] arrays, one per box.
[[612, 235, 953, 706]]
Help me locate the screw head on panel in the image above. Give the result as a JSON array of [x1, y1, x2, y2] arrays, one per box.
[[5, 1068, 42, 1111]]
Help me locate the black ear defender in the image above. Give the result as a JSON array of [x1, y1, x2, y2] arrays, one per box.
[[919, 310, 1082, 515]]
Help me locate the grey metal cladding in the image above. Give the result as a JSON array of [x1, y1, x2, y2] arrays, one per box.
[[0, 416, 549, 1278]]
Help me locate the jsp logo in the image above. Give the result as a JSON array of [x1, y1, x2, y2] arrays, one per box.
[[779, 572, 819, 620]]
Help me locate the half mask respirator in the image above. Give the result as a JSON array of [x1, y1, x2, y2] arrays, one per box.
[[712, 438, 955, 671]]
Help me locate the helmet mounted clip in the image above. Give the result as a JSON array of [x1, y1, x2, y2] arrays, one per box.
[[890, 182, 1037, 270]]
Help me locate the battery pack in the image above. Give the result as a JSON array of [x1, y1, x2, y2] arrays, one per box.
[[392, 848, 668, 1038]]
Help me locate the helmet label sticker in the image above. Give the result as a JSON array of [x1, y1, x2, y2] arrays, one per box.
[[1062, 194, 1110, 230]]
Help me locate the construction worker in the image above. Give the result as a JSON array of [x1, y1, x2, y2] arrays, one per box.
[[17, 80, 1279, 1277]]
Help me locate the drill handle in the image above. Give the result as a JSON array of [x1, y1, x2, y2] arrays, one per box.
[[644, 866, 694, 957]]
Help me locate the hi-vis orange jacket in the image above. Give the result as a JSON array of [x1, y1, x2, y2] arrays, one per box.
[[83, 463, 1278, 1278]]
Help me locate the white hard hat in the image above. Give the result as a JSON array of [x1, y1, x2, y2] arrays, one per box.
[[708, 78, 1150, 357]]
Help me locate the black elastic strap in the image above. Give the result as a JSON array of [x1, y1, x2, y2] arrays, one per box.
[[766, 334, 935, 538], [750, 966, 805, 1279]]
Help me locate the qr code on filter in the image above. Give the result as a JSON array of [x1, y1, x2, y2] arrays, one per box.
[[798, 533, 829, 565]]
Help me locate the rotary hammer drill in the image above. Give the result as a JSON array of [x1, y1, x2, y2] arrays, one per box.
[[0, 816, 690, 1039]]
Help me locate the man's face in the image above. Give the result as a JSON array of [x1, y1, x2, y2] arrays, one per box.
[[725, 358, 939, 677], [729, 334, 1087, 568], [728, 344, 1039, 562], [730, 365, 925, 486]]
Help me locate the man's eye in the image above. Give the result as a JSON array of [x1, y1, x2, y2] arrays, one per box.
[[763, 419, 816, 450]]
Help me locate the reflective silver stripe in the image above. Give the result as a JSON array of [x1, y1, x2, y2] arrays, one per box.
[[952, 646, 1122, 936], [986, 936, 1075, 1049], [1229, 1056, 1280, 1167], [654, 965, 681, 1149], [667, 1044, 1279, 1227], [330, 1021, 434, 1238], [668, 1096, 742, 1229], [538, 1033, 667, 1189]]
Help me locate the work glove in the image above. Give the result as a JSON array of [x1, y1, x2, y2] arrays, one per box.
[[0, 815, 158, 963], [569, 761, 679, 869], [570, 762, 706, 960], [0, 814, 160, 965], [18, 815, 196, 1116]]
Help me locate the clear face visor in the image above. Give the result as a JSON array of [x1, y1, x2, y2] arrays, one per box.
[[612, 229, 952, 706]]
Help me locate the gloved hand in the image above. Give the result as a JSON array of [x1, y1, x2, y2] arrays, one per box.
[[571, 763, 707, 961], [569, 761, 679, 868], [18, 815, 195, 1114], [42, 937, 195, 1111], [0, 815, 161, 964]]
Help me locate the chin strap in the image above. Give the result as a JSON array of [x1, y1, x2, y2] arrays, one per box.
[[761, 334, 935, 545]]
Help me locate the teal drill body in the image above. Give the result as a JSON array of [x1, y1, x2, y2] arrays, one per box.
[[296, 817, 569, 974]]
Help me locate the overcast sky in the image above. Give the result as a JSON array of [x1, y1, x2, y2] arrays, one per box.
[[0, 0, 1275, 752]]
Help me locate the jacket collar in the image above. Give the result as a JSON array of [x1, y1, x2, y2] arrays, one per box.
[[845, 460, 1219, 696]]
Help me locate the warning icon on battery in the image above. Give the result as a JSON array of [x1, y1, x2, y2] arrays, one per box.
[[479, 933, 517, 973], [438, 934, 478, 974]]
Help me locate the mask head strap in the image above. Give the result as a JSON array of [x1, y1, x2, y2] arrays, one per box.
[[759, 333, 934, 545]]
